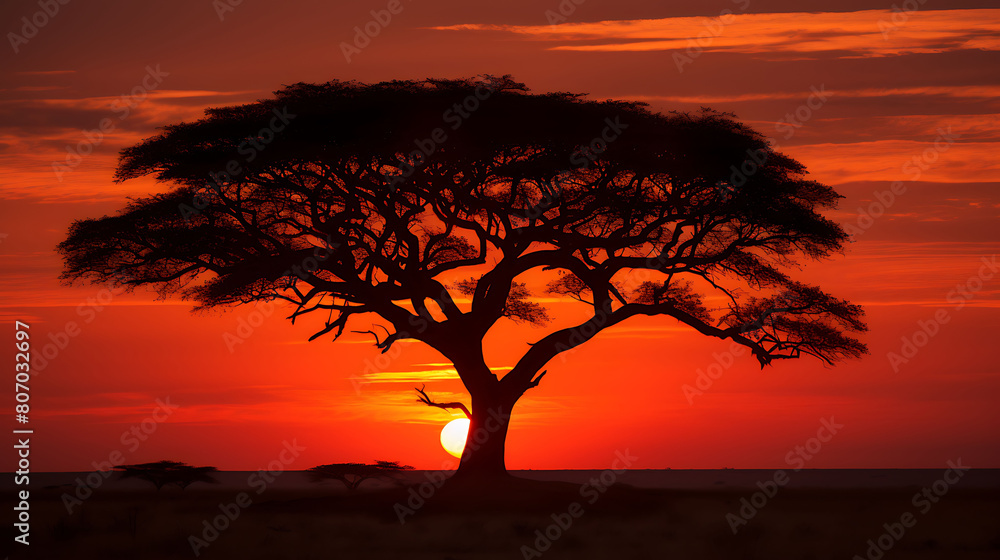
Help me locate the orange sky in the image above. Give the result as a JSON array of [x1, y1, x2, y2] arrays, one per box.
[[1, 0, 998, 472]]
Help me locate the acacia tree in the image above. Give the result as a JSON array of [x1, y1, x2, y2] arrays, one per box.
[[59, 76, 867, 481], [114, 461, 219, 490], [308, 460, 414, 491]]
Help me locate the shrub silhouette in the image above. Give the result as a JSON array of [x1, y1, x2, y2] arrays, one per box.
[[114, 460, 219, 491], [308, 461, 415, 491]]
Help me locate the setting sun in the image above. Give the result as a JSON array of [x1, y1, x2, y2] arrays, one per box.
[[440, 418, 470, 458]]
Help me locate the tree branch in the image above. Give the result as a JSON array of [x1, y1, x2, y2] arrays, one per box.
[[525, 370, 547, 391], [415, 384, 471, 418]]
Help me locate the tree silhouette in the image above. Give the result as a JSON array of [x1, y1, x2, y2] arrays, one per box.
[[59, 75, 867, 481], [308, 460, 415, 491], [113, 460, 219, 490]]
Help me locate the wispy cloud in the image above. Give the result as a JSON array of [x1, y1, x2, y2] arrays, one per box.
[[0, 89, 262, 201], [358, 363, 514, 384], [434, 9, 1000, 59], [632, 86, 1000, 105], [788, 140, 1000, 184]]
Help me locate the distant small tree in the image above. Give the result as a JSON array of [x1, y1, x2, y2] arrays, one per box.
[[308, 460, 415, 491], [114, 460, 219, 491], [171, 465, 221, 490]]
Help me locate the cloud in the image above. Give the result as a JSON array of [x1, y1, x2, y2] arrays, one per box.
[[0, 89, 262, 202], [634, 86, 1000, 105], [787, 139, 1000, 184], [0, 89, 259, 132], [433, 9, 1000, 59], [758, 114, 1000, 147], [358, 364, 513, 384]]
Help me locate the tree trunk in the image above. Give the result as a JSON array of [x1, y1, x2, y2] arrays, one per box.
[[453, 393, 514, 480], [432, 343, 525, 483]]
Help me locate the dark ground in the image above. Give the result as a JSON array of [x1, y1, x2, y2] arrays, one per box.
[[2, 470, 998, 559]]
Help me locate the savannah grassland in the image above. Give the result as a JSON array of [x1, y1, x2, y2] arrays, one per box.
[[3, 471, 999, 560]]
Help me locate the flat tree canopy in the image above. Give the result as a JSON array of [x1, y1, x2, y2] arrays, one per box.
[[114, 460, 219, 490], [308, 461, 415, 491], [59, 75, 867, 478]]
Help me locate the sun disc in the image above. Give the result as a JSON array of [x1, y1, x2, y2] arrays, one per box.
[[440, 418, 470, 458]]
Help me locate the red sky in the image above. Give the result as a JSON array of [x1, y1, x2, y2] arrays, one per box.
[[1, 0, 998, 472]]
